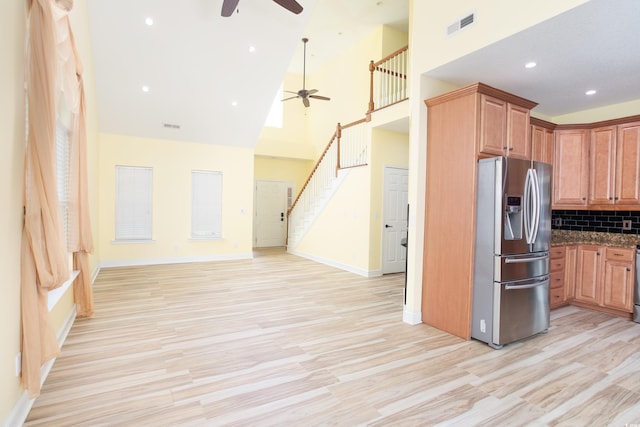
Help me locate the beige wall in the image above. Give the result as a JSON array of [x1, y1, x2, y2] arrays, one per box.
[[0, 1, 27, 421], [254, 156, 314, 195], [98, 134, 254, 265], [296, 166, 372, 273]]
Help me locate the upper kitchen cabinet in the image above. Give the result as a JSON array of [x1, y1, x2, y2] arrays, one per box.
[[479, 92, 537, 159], [615, 121, 640, 206], [530, 118, 555, 165], [553, 128, 589, 209], [589, 122, 640, 208]]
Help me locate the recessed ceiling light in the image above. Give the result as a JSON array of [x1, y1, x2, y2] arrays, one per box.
[[231, 101, 238, 107], [142, 85, 150, 93], [585, 89, 597, 96], [525, 62, 537, 69], [248, 46, 256, 53], [145, 17, 153, 26]]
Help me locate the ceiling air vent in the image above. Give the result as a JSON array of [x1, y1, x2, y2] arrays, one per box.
[[163, 123, 181, 129], [447, 12, 476, 36]]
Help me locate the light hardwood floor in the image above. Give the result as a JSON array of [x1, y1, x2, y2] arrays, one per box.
[[25, 248, 640, 426]]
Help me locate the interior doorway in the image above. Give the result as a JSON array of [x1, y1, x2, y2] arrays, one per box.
[[381, 166, 409, 274]]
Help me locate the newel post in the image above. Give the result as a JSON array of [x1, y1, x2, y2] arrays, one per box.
[[336, 122, 342, 176], [368, 60, 375, 114]]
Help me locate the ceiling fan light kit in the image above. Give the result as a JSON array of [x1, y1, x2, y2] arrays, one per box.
[[282, 38, 331, 108], [221, 0, 303, 17]]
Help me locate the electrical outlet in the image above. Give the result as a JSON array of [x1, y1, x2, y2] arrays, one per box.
[[553, 217, 562, 227], [480, 319, 486, 333], [15, 352, 21, 377], [622, 219, 632, 230]]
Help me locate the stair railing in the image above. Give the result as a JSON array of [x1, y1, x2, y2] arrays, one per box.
[[368, 45, 409, 114], [287, 118, 370, 244]]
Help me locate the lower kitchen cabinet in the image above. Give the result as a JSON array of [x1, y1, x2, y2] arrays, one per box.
[[549, 246, 568, 308], [602, 247, 635, 311], [574, 244, 635, 315]]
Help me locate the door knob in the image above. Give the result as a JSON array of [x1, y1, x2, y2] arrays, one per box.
[[385, 224, 392, 228]]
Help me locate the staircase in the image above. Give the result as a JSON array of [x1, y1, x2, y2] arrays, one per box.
[[287, 45, 409, 250]]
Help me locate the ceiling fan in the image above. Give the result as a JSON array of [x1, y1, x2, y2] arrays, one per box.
[[221, 0, 303, 17], [282, 38, 331, 108]]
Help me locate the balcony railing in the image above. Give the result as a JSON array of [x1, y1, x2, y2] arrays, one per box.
[[368, 45, 409, 114]]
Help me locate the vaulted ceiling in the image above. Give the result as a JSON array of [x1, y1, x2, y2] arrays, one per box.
[[86, 0, 640, 150]]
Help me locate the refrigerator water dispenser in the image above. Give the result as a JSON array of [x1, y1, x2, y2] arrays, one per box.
[[504, 195, 522, 240]]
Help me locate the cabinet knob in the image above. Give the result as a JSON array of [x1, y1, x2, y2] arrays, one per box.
[[597, 252, 600, 256], [615, 197, 619, 200], [609, 197, 613, 200], [582, 197, 586, 201], [627, 268, 631, 272]]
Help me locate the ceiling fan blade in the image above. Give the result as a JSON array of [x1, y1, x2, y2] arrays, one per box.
[[309, 95, 330, 101], [303, 97, 310, 108], [307, 89, 318, 95], [284, 90, 300, 95], [221, 0, 240, 17], [272, 0, 303, 14], [281, 96, 299, 101]]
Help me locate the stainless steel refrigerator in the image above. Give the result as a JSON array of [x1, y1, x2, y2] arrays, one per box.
[[471, 156, 551, 349]]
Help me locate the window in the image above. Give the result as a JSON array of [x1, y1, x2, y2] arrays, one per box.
[[191, 170, 222, 239], [56, 121, 70, 248], [115, 166, 153, 240]]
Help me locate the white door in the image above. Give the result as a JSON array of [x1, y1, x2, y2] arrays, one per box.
[[254, 180, 288, 247], [382, 167, 409, 274]]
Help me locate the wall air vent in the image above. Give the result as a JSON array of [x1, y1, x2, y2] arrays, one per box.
[[447, 12, 476, 36], [163, 123, 181, 129]]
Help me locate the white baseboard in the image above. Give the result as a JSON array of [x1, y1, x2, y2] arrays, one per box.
[[288, 248, 381, 277], [402, 307, 422, 325], [100, 252, 254, 269], [4, 306, 76, 427]]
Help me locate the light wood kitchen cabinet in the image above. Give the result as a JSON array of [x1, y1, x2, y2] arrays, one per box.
[[589, 122, 640, 207], [602, 247, 635, 312], [553, 129, 589, 208], [530, 118, 555, 165], [565, 245, 577, 300], [549, 246, 567, 308], [575, 245, 601, 305], [615, 121, 640, 206], [479, 94, 533, 160], [574, 244, 635, 315]]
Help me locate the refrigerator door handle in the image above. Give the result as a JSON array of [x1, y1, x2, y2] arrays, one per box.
[[504, 252, 550, 263], [524, 169, 532, 244], [530, 169, 541, 244], [504, 276, 550, 290]]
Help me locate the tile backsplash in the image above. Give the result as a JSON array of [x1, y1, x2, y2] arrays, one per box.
[[552, 210, 640, 235]]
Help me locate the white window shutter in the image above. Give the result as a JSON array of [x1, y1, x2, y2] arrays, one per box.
[[191, 170, 222, 239], [115, 166, 153, 240]]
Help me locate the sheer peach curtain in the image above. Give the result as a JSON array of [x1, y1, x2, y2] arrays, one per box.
[[22, 0, 93, 398]]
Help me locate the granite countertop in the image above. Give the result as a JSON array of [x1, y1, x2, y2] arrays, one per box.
[[551, 230, 640, 249]]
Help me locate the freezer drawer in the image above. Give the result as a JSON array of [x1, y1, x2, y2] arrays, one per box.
[[495, 251, 550, 282], [493, 276, 550, 346]]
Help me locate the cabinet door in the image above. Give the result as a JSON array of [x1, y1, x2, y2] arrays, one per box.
[[602, 247, 634, 312], [589, 126, 616, 205], [616, 121, 640, 205], [574, 245, 601, 305], [479, 95, 507, 156], [565, 245, 577, 300], [553, 129, 589, 208], [507, 103, 531, 159], [531, 125, 554, 165]]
